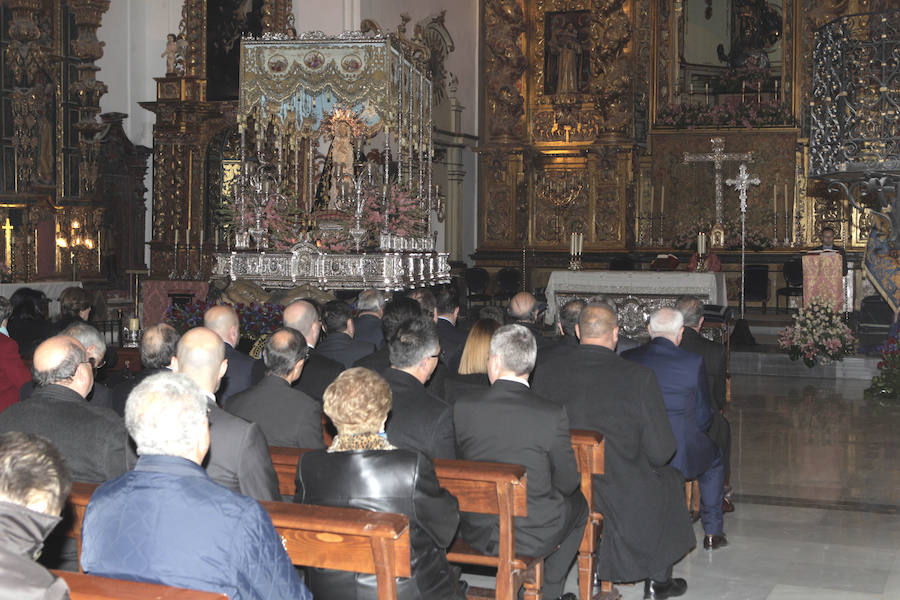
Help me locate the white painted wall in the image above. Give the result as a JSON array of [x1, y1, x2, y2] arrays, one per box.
[[97, 0, 183, 266]]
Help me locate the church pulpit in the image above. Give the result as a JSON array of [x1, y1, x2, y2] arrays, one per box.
[[802, 252, 843, 312]]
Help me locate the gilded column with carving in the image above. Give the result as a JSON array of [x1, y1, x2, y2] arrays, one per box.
[[5, 0, 49, 191], [67, 0, 110, 198]]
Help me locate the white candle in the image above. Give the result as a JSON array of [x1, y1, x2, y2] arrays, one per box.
[[174, 229, 179, 246], [698, 232, 707, 255], [214, 228, 219, 249], [199, 228, 204, 248], [570, 233, 575, 255], [660, 186, 665, 214], [579, 233, 584, 255], [186, 228, 190, 247], [773, 183, 777, 212]]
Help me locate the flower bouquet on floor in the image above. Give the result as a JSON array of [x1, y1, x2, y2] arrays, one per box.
[[777, 300, 857, 367], [866, 337, 900, 401]]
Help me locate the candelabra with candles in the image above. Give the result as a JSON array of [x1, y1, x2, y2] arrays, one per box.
[[695, 232, 709, 272], [536, 170, 585, 244], [568, 232, 584, 271], [56, 220, 96, 281]]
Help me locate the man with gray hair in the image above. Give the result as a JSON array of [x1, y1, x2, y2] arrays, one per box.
[[0, 295, 30, 413], [81, 372, 312, 600], [454, 324, 587, 600], [354, 288, 387, 348], [676, 295, 733, 514], [0, 432, 72, 599], [382, 315, 454, 459], [622, 307, 727, 551]]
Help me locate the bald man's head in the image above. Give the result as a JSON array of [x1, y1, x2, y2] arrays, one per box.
[[508, 292, 538, 323], [204, 305, 239, 347], [577, 303, 619, 349], [32, 335, 93, 397], [174, 327, 227, 395], [141, 323, 180, 369], [283, 300, 321, 346]]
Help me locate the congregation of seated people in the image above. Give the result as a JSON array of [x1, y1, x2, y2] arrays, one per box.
[[0, 282, 733, 600]]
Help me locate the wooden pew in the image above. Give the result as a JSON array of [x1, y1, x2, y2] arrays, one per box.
[[271, 446, 538, 600], [64, 482, 412, 600], [54, 570, 226, 599], [569, 429, 612, 600]]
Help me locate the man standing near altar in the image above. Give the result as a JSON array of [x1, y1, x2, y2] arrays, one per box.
[[812, 226, 847, 276]]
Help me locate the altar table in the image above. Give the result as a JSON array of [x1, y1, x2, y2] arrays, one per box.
[[544, 271, 727, 338]]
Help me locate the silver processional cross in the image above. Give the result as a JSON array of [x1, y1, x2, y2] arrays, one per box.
[[726, 163, 760, 319], [683, 137, 753, 228]]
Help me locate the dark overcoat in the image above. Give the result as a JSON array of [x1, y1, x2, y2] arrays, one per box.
[[532, 344, 696, 582]]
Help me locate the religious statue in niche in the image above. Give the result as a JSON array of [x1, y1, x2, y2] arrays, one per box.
[[544, 11, 591, 95], [162, 33, 177, 74], [716, 0, 782, 69]]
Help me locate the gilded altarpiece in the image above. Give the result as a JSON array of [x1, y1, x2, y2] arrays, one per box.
[[141, 0, 293, 279], [478, 0, 636, 254], [648, 0, 874, 252]]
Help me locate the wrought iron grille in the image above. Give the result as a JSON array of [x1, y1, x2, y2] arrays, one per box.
[[809, 10, 900, 246], [810, 11, 900, 176]]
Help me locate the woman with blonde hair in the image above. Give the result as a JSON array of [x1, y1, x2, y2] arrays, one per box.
[[294, 367, 466, 600], [444, 318, 499, 402]]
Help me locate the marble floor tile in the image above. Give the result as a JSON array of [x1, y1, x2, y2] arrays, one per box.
[[463, 373, 900, 599]]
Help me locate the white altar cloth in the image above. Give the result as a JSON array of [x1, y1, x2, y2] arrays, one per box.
[[0, 281, 82, 317], [544, 271, 726, 325]]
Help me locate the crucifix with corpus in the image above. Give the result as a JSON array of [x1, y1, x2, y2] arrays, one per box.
[[683, 137, 753, 247], [726, 163, 760, 318]]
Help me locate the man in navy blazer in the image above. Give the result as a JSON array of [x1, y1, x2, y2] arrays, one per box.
[[204, 305, 263, 406], [622, 307, 727, 551]]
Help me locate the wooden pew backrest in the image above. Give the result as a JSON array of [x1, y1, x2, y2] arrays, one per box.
[[261, 500, 411, 577], [54, 570, 226, 599]]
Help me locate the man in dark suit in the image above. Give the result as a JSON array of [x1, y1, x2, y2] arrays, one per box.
[[227, 328, 324, 450], [355, 296, 448, 396], [533, 303, 693, 598], [676, 295, 733, 514], [204, 305, 264, 406], [383, 316, 455, 459], [0, 335, 131, 483], [173, 327, 279, 502], [535, 298, 584, 370], [353, 289, 386, 348], [316, 300, 376, 369], [622, 308, 727, 551], [507, 292, 552, 349], [0, 334, 133, 571], [434, 284, 467, 371], [454, 324, 587, 600], [812, 225, 848, 275], [284, 300, 344, 403], [111, 323, 180, 417], [20, 322, 116, 410]]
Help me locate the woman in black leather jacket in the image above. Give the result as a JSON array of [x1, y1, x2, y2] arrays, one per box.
[[294, 367, 467, 600]]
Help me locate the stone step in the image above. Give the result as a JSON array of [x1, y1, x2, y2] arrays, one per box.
[[731, 350, 878, 380]]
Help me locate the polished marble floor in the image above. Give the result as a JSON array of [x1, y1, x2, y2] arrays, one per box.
[[463, 374, 900, 599]]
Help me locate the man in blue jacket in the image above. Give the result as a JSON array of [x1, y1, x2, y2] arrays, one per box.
[[80, 372, 311, 600], [622, 307, 727, 551]]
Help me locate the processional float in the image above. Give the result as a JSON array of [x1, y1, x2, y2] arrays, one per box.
[[213, 30, 449, 290]]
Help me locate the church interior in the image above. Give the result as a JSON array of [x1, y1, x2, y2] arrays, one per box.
[[1, 0, 899, 598]]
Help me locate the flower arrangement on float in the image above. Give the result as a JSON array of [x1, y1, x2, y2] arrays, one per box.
[[777, 300, 857, 367]]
